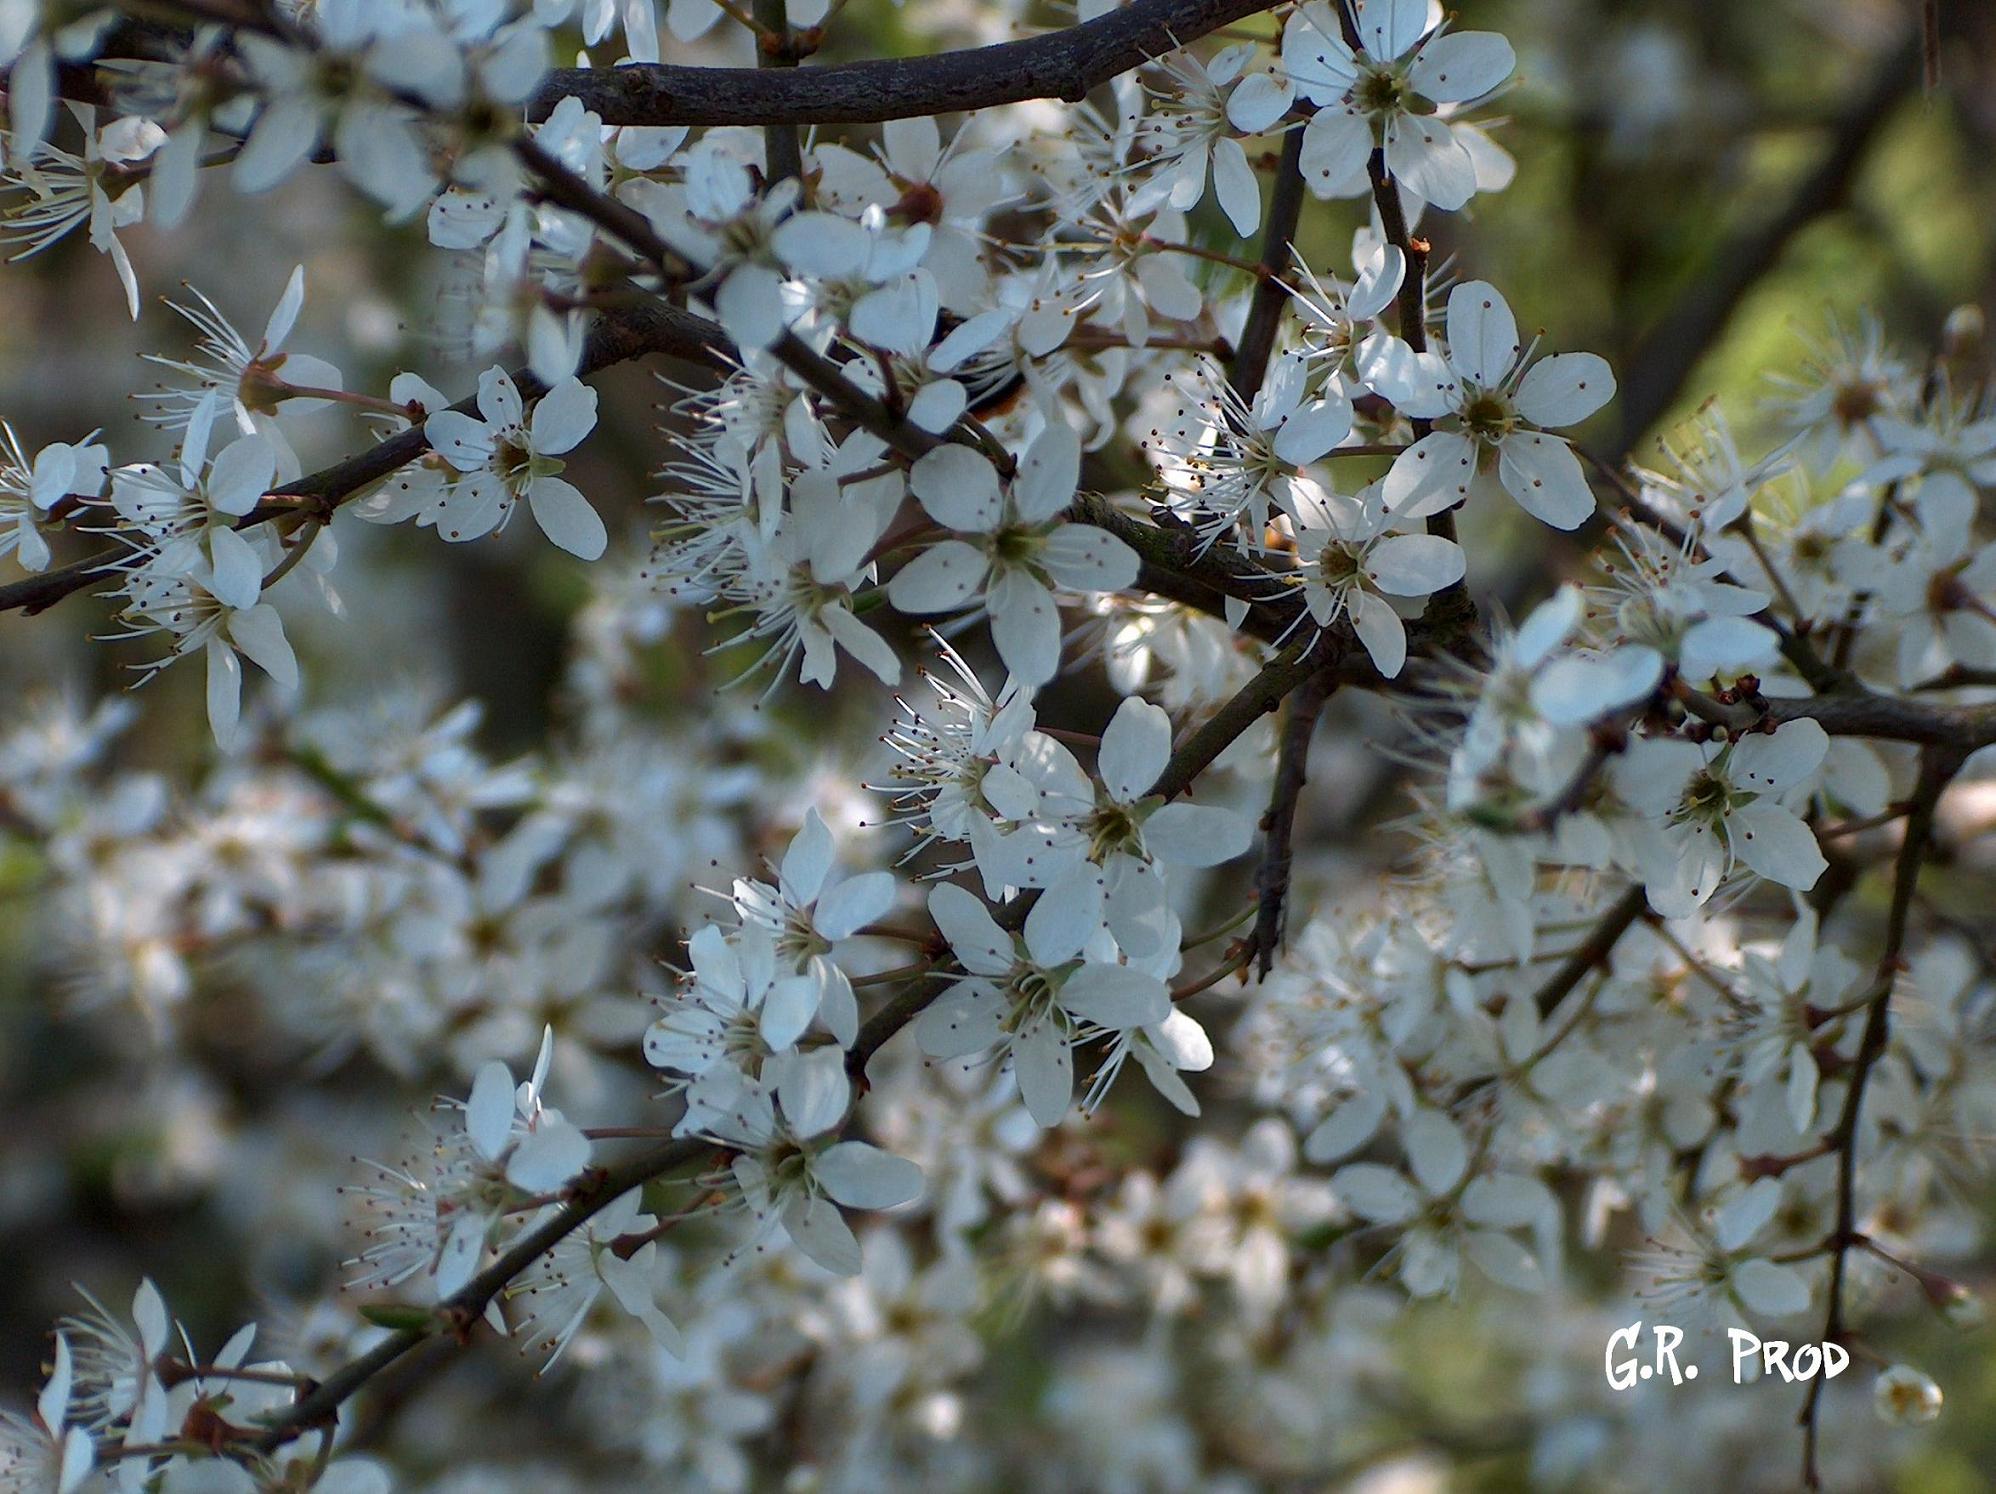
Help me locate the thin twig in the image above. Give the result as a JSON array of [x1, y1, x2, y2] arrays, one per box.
[[0, 302, 728, 616], [1798, 741, 1964, 1489], [1250, 668, 1332, 974]]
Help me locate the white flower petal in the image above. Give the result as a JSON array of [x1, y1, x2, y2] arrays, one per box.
[[1529, 646, 1662, 724], [1136, 253, 1203, 320], [1359, 0, 1430, 60], [528, 477, 608, 560], [1142, 802, 1251, 867], [435, 1215, 485, 1299], [204, 636, 243, 749], [1060, 962, 1170, 1030], [1013, 1016, 1074, 1127], [1513, 352, 1616, 429], [882, 115, 940, 179], [1730, 801, 1827, 892], [233, 97, 321, 193], [1226, 71, 1294, 133], [909, 443, 1003, 531], [1680, 615, 1778, 680], [1099, 695, 1172, 803], [820, 605, 902, 686], [506, 1120, 592, 1191], [1038, 524, 1139, 593], [1464, 1228, 1543, 1291], [206, 526, 265, 612], [1734, 1258, 1812, 1317], [1023, 876, 1104, 966], [1364, 532, 1464, 595], [1462, 1174, 1557, 1229], [529, 378, 598, 455], [1445, 281, 1520, 387], [814, 1141, 924, 1210], [226, 603, 297, 689], [770, 210, 873, 278], [716, 263, 788, 349], [906, 379, 968, 434], [1384, 114, 1476, 211], [928, 882, 1013, 975], [424, 410, 495, 472], [914, 981, 1008, 1059], [887, 539, 989, 613], [1013, 422, 1081, 523], [1273, 394, 1354, 464], [782, 1193, 862, 1275], [815, 870, 894, 941], [1383, 430, 1477, 517], [466, 1060, 516, 1161], [1152, 1009, 1213, 1071], [1351, 589, 1408, 677], [1333, 1162, 1421, 1225], [758, 974, 819, 1051], [1732, 719, 1829, 792], [1303, 1089, 1386, 1163], [1497, 431, 1595, 529], [476, 366, 525, 429], [1407, 29, 1515, 103], [987, 567, 1062, 686], [1404, 1107, 1468, 1195], [776, 1045, 850, 1139], [1211, 136, 1262, 238], [207, 436, 278, 515], [1298, 105, 1371, 197]]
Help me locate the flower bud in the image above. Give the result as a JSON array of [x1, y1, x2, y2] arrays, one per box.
[[1940, 1284, 1987, 1331], [1873, 1364, 1942, 1425]]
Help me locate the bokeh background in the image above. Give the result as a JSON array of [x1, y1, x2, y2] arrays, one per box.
[[3, 0, 1995, 1487]]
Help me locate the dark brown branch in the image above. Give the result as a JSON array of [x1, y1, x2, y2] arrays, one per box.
[[1677, 676, 1996, 753], [1228, 123, 1308, 403], [1530, 884, 1648, 1019], [847, 970, 947, 1081], [1149, 636, 1342, 802], [752, 0, 805, 184], [1250, 668, 1332, 975], [527, 0, 1283, 126], [1764, 691, 1996, 750]]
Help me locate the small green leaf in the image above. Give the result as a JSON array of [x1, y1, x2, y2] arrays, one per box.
[[358, 1303, 436, 1333]]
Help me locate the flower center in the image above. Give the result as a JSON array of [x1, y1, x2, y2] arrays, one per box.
[[1460, 390, 1517, 444], [1830, 379, 1882, 430], [894, 181, 944, 225], [1354, 64, 1413, 116], [1676, 768, 1748, 825], [1086, 799, 1146, 861], [1316, 543, 1362, 587]]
